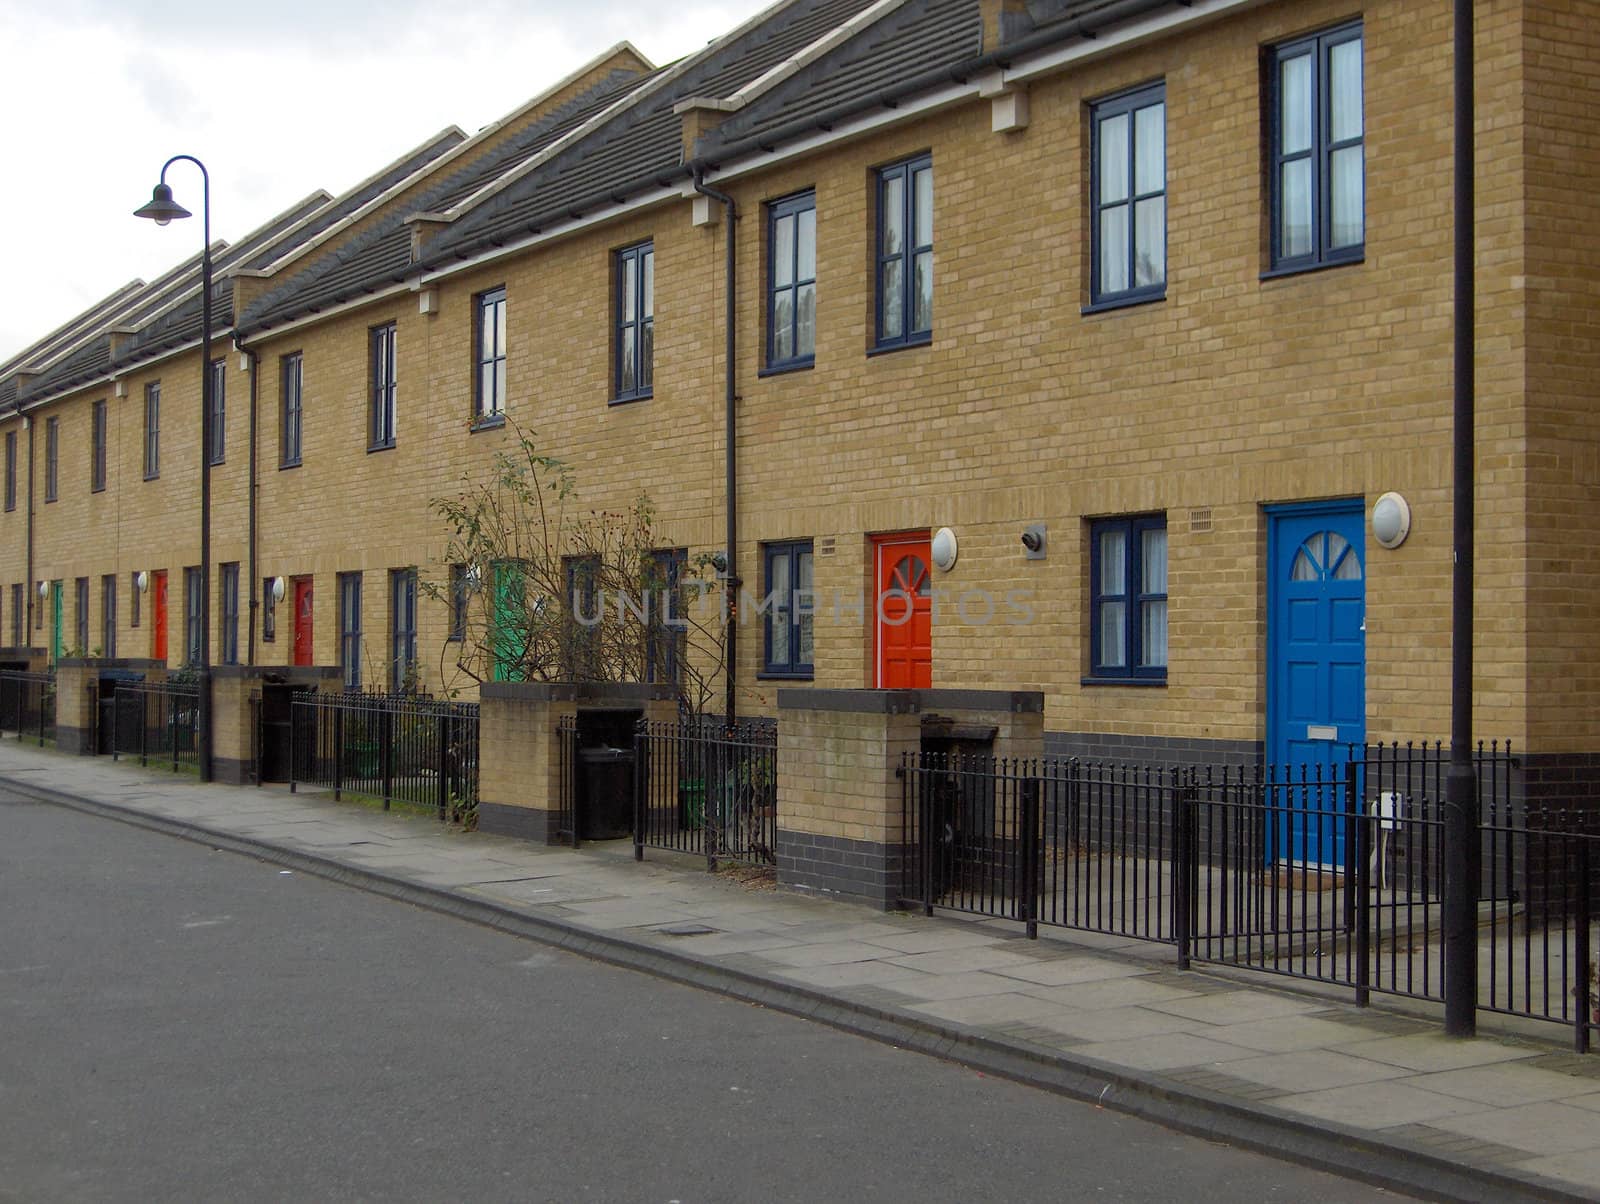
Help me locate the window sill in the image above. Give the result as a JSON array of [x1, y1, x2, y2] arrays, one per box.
[[208, 458, 225, 468], [278, 460, 300, 471], [1260, 252, 1364, 282], [609, 391, 653, 407], [367, 441, 395, 454], [1081, 675, 1167, 688], [758, 670, 814, 682], [867, 334, 931, 358], [758, 359, 814, 379], [44, 497, 56, 504], [1082, 290, 1166, 316], [91, 486, 105, 495], [470, 414, 505, 434], [143, 474, 160, 482]]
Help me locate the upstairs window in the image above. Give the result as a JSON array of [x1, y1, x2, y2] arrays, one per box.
[[280, 353, 303, 468], [1089, 515, 1167, 682], [767, 192, 816, 370], [91, 400, 107, 492], [208, 358, 226, 465], [1269, 22, 1364, 271], [613, 243, 653, 402], [144, 382, 161, 479], [370, 322, 397, 450], [4, 430, 15, 511], [874, 155, 932, 350], [1091, 83, 1166, 307], [43, 417, 58, 502], [474, 288, 506, 424]]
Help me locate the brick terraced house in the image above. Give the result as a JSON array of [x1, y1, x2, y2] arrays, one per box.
[[2, 0, 1598, 836]]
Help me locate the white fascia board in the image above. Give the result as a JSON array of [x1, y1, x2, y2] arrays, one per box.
[[234, 284, 411, 347], [1002, 0, 1269, 85]]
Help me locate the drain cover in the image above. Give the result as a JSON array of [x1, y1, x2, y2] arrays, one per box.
[[657, 923, 719, 936]]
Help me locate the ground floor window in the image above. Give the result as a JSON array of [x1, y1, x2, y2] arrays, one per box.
[[1088, 515, 1167, 681]]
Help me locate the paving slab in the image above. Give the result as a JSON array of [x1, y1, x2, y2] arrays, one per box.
[[1424, 1100, 1600, 1156], [1332, 1033, 1544, 1073], [1276, 1082, 1499, 1128], [1204, 1014, 1389, 1054], [1071, 1032, 1261, 1072], [1019, 976, 1200, 1011], [1218, 1049, 1414, 1093], [1406, 1062, 1600, 1107]]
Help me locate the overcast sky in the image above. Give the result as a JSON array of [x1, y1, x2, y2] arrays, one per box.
[[0, 0, 774, 361]]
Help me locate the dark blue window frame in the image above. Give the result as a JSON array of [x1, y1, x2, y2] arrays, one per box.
[[873, 155, 932, 351], [184, 565, 202, 666], [144, 382, 161, 479], [75, 577, 88, 653], [4, 430, 15, 511], [339, 572, 362, 691], [767, 191, 816, 371], [280, 354, 302, 468], [1087, 515, 1167, 683], [473, 288, 506, 426], [220, 562, 239, 665], [1089, 82, 1166, 309], [208, 358, 226, 466], [91, 400, 107, 492], [613, 243, 653, 402], [447, 563, 467, 642], [370, 322, 397, 450], [43, 417, 57, 502], [390, 567, 417, 692], [1268, 21, 1364, 273], [102, 574, 116, 658], [761, 540, 814, 678], [645, 548, 686, 686]]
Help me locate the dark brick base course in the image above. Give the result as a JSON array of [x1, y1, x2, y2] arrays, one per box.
[[213, 756, 252, 786], [57, 725, 92, 756], [477, 802, 561, 844], [1045, 730, 1260, 769], [777, 829, 907, 910]]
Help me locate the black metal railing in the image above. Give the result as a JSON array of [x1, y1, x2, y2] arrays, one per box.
[[635, 719, 777, 868], [110, 681, 200, 771], [289, 692, 479, 821], [0, 670, 54, 746], [899, 741, 1598, 1050]]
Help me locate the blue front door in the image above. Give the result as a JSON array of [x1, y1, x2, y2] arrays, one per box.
[[1268, 502, 1365, 865]]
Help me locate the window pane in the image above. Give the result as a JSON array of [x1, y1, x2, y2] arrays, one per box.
[[881, 175, 904, 255], [1140, 599, 1168, 668], [1279, 159, 1313, 259], [1329, 145, 1364, 248], [494, 298, 506, 352], [494, 360, 507, 409], [1134, 102, 1164, 196], [798, 551, 814, 663], [1134, 197, 1165, 288], [774, 214, 795, 287], [479, 365, 494, 410], [1280, 53, 1312, 154], [769, 555, 790, 664], [797, 282, 816, 358], [797, 207, 816, 279], [879, 260, 903, 338], [1329, 38, 1363, 142], [1099, 529, 1127, 594], [480, 305, 494, 361], [619, 328, 635, 393], [1100, 205, 1130, 295], [912, 251, 932, 333], [913, 166, 933, 247], [641, 251, 654, 319], [640, 321, 653, 389], [1099, 112, 1129, 204], [1141, 527, 1167, 593], [621, 260, 636, 317], [773, 290, 793, 362], [1099, 601, 1127, 668]]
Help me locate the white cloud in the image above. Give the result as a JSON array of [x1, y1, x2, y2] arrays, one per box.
[[0, 0, 773, 359]]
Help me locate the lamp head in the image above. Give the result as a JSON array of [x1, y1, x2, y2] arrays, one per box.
[[133, 183, 191, 226]]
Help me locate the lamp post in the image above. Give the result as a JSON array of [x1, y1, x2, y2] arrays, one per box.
[[134, 156, 214, 783]]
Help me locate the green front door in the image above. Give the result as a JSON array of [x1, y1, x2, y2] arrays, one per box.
[[491, 562, 523, 682], [50, 581, 62, 664]]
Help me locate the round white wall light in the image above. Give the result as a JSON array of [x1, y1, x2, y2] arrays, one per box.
[[271, 576, 287, 603], [1371, 492, 1412, 549], [931, 527, 958, 571], [38, 580, 49, 599], [134, 571, 149, 593]]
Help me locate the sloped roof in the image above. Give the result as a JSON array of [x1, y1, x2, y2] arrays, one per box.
[[413, 0, 881, 269], [239, 66, 654, 333]]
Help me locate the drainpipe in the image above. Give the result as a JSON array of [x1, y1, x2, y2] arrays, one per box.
[[239, 341, 260, 667], [24, 415, 34, 641], [692, 167, 740, 727]]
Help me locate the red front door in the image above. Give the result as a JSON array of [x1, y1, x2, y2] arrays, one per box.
[[292, 577, 314, 666], [151, 571, 168, 662], [874, 534, 933, 688]]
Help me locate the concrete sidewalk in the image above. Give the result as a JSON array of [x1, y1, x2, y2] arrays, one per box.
[[3, 741, 1597, 1203]]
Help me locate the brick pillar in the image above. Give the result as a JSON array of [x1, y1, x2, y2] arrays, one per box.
[[54, 661, 96, 755], [211, 673, 253, 785], [477, 683, 579, 843]]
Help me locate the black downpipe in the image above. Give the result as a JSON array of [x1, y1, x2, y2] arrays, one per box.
[[1444, 0, 1477, 1038], [24, 416, 34, 639], [242, 343, 260, 667], [692, 168, 740, 726]]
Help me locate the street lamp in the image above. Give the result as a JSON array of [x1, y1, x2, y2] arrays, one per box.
[[134, 155, 214, 783]]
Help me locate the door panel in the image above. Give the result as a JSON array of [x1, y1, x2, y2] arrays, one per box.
[[874, 534, 932, 688], [292, 577, 313, 667], [1268, 506, 1365, 865], [152, 571, 168, 662]]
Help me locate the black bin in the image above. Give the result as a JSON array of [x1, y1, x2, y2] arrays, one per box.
[[257, 681, 306, 783], [96, 671, 145, 755], [578, 746, 635, 840]]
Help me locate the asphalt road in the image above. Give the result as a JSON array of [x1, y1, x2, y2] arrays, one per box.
[[0, 794, 1406, 1203]]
